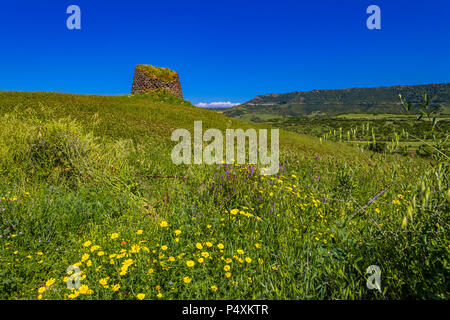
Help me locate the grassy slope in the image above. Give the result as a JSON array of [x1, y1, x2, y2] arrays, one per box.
[[0, 91, 447, 300], [0, 91, 363, 164], [0, 90, 362, 207]]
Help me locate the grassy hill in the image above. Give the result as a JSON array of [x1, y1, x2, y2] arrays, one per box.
[[224, 83, 450, 121], [0, 91, 447, 300]]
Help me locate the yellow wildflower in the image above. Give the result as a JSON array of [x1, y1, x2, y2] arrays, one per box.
[[137, 293, 145, 300], [99, 278, 108, 286], [159, 220, 168, 228], [111, 284, 120, 292], [78, 285, 92, 295], [45, 278, 55, 287], [186, 260, 195, 267]]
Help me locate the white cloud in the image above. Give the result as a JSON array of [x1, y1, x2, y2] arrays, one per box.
[[195, 101, 241, 109]]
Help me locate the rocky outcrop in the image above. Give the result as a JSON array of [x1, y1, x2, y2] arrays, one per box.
[[131, 64, 183, 99]]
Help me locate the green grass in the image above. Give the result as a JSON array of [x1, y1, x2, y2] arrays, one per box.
[[0, 91, 448, 300]]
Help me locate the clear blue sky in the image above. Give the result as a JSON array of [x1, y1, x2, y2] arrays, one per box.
[[0, 0, 449, 106]]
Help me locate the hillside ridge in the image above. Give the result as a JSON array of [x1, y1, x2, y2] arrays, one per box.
[[225, 82, 450, 119]]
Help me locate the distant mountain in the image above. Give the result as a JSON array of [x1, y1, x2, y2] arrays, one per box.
[[224, 83, 450, 120]]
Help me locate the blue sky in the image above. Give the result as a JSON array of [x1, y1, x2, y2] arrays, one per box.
[[0, 0, 449, 106]]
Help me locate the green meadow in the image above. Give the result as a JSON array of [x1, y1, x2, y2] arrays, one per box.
[[0, 90, 448, 300]]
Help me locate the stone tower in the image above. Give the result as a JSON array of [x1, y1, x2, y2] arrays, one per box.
[[131, 64, 183, 99]]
